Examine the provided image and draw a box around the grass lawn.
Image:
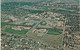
[47,30,60,35]
[31,19,40,21]
[47,28,61,35]
[29,17,40,21]
[4,28,27,34]
[40,21,46,25]
[1,22,9,27]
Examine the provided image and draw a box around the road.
[4,15,45,50]
[26,16,45,35]
[2,14,67,50]
[61,18,70,50]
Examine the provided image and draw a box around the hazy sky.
[1,0,78,2]
[1,0,45,2]
[1,0,78,5]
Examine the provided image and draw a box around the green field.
[47,28,61,35]
[29,17,40,21]
[4,28,27,34]
[40,21,46,25]
[31,19,40,21]
[1,22,9,27]
[47,30,60,35]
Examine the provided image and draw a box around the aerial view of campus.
[1,0,80,50]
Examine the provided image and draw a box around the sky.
[1,0,45,2]
[1,0,79,5]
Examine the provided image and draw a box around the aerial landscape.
[1,0,80,50]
